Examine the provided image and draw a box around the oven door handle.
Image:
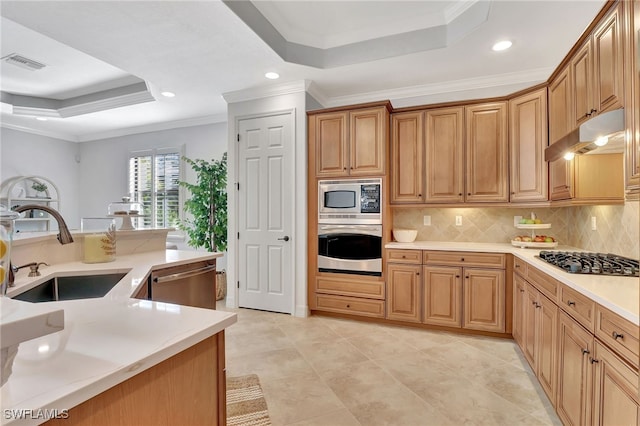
[318,225,381,234]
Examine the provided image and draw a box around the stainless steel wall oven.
[317,224,382,276]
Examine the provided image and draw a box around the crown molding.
[222,80,309,104]
[324,67,554,107]
[305,81,328,107]
[1,121,79,142]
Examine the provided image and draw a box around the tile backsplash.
[392,200,639,259]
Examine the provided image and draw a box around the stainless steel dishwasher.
[149,259,217,309]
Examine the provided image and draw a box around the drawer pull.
[346,304,351,308]
[402,255,406,259]
[612,331,624,340]
[515,264,520,268]
[589,357,599,364]
[567,300,576,307]
[581,348,590,356]
[461,258,465,262]
[456,275,460,278]
[519,289,525,293]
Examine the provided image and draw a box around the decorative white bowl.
[393,229,417,243]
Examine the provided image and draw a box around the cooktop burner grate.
[537,251,639,277]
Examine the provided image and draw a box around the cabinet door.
[464,102,509,202]
[556,311,593,426]
[625,0,640,195]
[349,107,386,176]
[549,157,575,200]
[509,88,548,202]
[536,293,558,404]
[593,2,624,114]
[391,111,424,203]
[592,341,640,426]
[424,107,464,203]
[523,284,539,368]
[572,41,595,127]
[422,265,462,328]
[462,268,505,332]
[315,112,349,177]
[549,66,573,145]
[512,275,526,347]
[386,263,421,323]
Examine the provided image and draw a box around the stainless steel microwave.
[318,178,382,224]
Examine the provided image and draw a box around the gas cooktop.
[538,251,639,277]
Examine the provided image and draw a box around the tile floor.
[219,305,562,426]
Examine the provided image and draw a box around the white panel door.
[237,112,293,314]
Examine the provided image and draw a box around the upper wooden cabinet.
[311,105,389,177]
[509,88,549,202]
[572,41,595,127]
[549,66,573,145]
[391,111,424,203]
[592,2,624,115]
[465,102,509,202]
[425,107,464,203]
[549,153,624,202]
[624,0,640,197]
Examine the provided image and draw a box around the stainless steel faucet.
[3,205,74,294]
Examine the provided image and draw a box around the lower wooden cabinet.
[423,265,462,327]
[463,268,505,332]
[386,263,421,322]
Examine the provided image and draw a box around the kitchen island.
[1,232,236,426]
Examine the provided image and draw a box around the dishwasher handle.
[153,264,216,283]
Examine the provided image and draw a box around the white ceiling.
[0,0,605,142]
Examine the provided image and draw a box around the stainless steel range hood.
[545,108,625,162]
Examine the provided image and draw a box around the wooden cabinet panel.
[315,112,349,177]
[593,2,624,114]
[523,283,538,367]
[423,265,462,328]
[391,111,424,203]
[386,264,421,323]
[424,107,464,203]
[423,251,506,269]
[513,256,528,277]
[549,157,575,201]
[509,88,548,202]
[386,249,422,264]
[595,305,640,367]
[573,153,625,201]
[625,0,640,196]
[464,102,509,202]
[556,311,594,426]
[512,274,526,347]
[315,275,385,300]
[548,66,573,145]
[526,263,560,303]
[572,41,595,126]
[561,284,596,332]
[350,107,386,176]
[592,341,640,426]
[463,268,505,332]
[537,293,558,403]
[316,294,385,318]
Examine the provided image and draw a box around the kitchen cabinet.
[463,268,505,332]
[548,66,573,145]
[424,106,464,203]
[422,265,462,328]
[386,263,421,322]
[508,88,548,202]
[548,158,574,201]
[313,274,386,318]
[556,310,594,426]
[391,111,424,203]
[311,104,389,177]
[464,102,509,202]
[512,274,526,347]
[572,41,594,127]
[624,0,640,197]
[592,2,624,115]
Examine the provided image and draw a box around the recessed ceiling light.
[563,152,575,161]
[265,72,280,80]
[492,40,513,51]
[35,117,48,121]
[161,91,176,98]
[594,136,609,146]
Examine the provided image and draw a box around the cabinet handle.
[589,357,599,364]
[418,194,422,197]
[346,304,351,308]
[567,300,576,306]
[535,303,541,309]
[402,255,406,258]
[581,348,590,355]
[585,112,592,118]
[467,193,471,196]
[515,264,520,268]
[416,272,420,276]
[465,276,469,279]
[461,258,465,262]
[590,108,597,114]
[612,331,624,340]
[511,192,515,195]
[456,275,460,278]
[458,193,462,196]
[519,289,525,293]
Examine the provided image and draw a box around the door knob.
[278,236,290,242]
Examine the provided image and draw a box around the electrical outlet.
[423,215,431,226]
[455,215,462,226]
[591,216,597,231]
[514,215,523,226]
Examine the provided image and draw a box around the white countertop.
[1,250,236,426]
[386,241,639,325]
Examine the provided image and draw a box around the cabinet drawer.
[595,305,640,367]
[387,249,422,264]
[513,257,528,277]
[526,265,559,303]
[315,276,384,299]
[422,251,506,268]
[560,285,596,332]
[315,294,385,318]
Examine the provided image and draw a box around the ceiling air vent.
[2,53,46,71]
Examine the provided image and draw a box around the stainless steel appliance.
[318,178,381,224]
[149,259,217,309]
[318,224,382,276]
[537,251,639,276]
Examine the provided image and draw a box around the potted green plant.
[31,181,48,197]
[179,153,228,300]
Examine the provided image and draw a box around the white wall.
[226,87,308,317]
[1,127,81,229]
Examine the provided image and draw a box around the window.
[129,148,182,229]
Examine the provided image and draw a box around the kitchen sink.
[11,273,127,303]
